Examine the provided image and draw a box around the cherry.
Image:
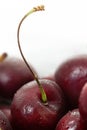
[55,55,87,108]
[79,83,87,129]
[0,105,11,123]
[0,110,12,130]
[55,109,84,130]
[0,52,35,99]
[11,5,67,130]
[11,79,66,130]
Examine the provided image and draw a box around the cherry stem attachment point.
[17,5,47,103]
[0,53,7,62]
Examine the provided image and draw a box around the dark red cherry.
[0,105,11,123]
[55,55,87,108]
[79,83,87,129]
[0,53,35,99]
[56,109,84,130]
[11,79,66,130]
[0,110,12,130]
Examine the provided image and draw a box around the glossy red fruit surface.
[0,110,12,130]
[0,54,35,99]
[56,109,84,130]
[79,83,87,128]
[55,55,87,108]
[11,79,66,130]
[0,105,11,123]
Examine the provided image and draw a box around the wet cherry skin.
[55,55,87,108]
[56,109,84,130]
[0,55,35,99]
[79,83,87,129]
[11,79,66,130]
[0,110,12,130]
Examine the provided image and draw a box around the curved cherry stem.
[17,5,47,103]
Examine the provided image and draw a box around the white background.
[0,0,87,77]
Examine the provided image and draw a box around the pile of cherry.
[0,53,87,130]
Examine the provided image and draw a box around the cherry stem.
[17,5,47,103]
[0,53,7,62]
